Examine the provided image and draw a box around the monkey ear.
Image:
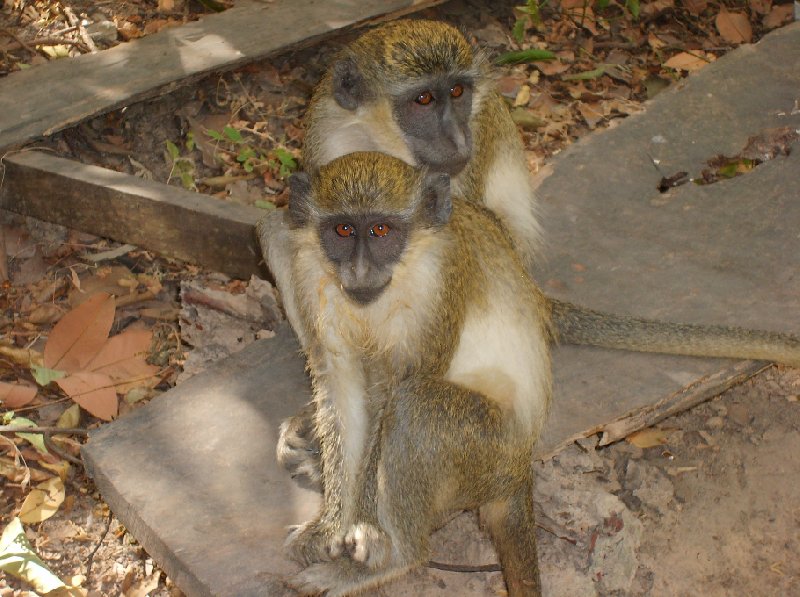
[288,172,313,227]
[332,56,366,111]
[421,172,452,227]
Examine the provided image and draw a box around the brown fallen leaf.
[85,329,160,394]
[56,372,118,421]
[44,293,115,374]
[664,51,712,72]
[716,9,753,44]
[0,381,38,408]
[763,4,793,29]
[683,0,708,15]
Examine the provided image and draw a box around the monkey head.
[328,20,486,176]
[288,152,451,305]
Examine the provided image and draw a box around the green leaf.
[625,0,640,19]
[206,128,225,141]
[237,147,257,163]
[223,126,243,143]
[563,67,607,81]
[31,365,66,387]
[0,518,79,594]
[4,416,48,455]
[596,0,611,8]
[495,49,556,65]
[274,148,297,170]
[512,19,526,45]
[255,200,276,210]
[165,140,180,160]
[185,131,196,152]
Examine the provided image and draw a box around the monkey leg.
[292,378,543,596]
[381,378,542,597]
[276,400,323,491]
[481,480,541,596]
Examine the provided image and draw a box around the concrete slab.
[536,22,800,450]
[82,23,800,597]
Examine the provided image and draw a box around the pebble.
[705,416,725,431]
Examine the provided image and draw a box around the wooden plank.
[0,151,264,279]
[0,0,445,152]
[82,324,320,597]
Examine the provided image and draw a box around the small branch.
[0,425,89,436]
[62,6,98,53]
[44,435,84,465]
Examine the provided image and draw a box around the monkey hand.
[286,519,339,567]
[276,402,323,492]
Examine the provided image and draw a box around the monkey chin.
[343,282,391,305]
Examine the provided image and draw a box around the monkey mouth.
[343,281,391,305]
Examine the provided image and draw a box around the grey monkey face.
[391,76,474,175]
[319,214,409,305]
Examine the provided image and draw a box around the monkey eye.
[370,223,391,238]
[450,84,464,98]
[335,223,355,237]
[415,91,434,106]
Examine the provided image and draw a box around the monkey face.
[391,77,474,176]
[318,215,409,305]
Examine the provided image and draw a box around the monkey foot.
[290,560,411,597]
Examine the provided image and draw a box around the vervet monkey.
[264,18,800,487]
[257,151,550,596]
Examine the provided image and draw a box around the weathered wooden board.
[0,0,445,151]
[0,151,264,280]
[83,324,319,597]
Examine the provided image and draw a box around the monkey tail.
[550,298,800,367]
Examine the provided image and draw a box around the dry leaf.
[44,293,115,374]
[56,372,118,421]
[627,427,674,448]
[57,404,81,429]
[578,102,604,129]
[715,10,753,44]
[514,85,532,107]
[749,0,772,15]
[27,303,64,325]
[647,32,667,50]
[0,381,37,409]
[763,4,793,29]
[683,0,708,14]
[85,329,160,393]
[664,51,711,72]
[19,477,65,523]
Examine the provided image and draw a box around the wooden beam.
[0,0,445,152]
[1,151,264,279]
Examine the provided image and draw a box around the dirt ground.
[1,0,799,595]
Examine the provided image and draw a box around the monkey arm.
[256,210,309,349]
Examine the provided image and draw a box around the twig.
[427,560,502,573]
[0,27,36,54]
[86,512,113,580]
[62,6,98,53]
[0,425,89,435]
[44,435,84,465]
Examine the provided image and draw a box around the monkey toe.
[343,523,391,568]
